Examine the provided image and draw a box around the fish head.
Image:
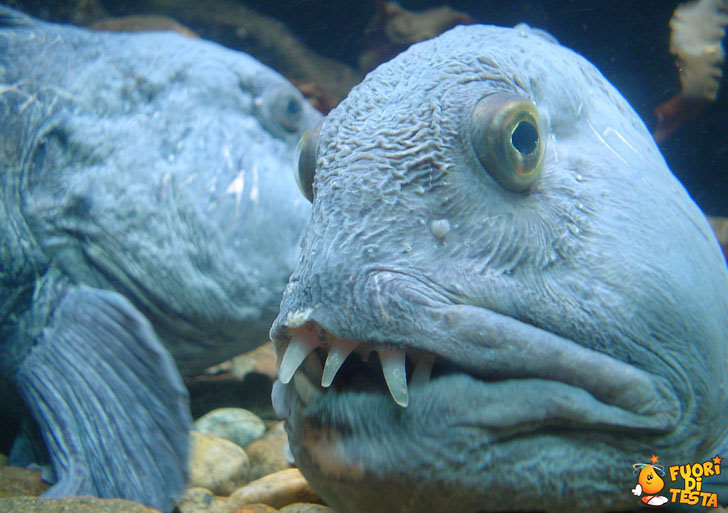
[5,17,321,374]
[270,24,728,512]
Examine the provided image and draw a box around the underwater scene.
[0,1,726,512]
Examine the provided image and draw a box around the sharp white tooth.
[279,335,319,384]
[321,339,359,387]
[411,355,435,387]
[377,349,409,407]
[293,369,323,405]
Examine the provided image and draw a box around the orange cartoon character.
[632,455,669,507]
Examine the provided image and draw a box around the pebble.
[176,487,230,513]
[278,504,335,513]
[194,408,267,449]
[189,431,250,495]
[176,489,330,513]
[232,505,278,513]
[0,496,161,512]
[0,466,50,498]
[245,421,292,481]
[227,469,321,510]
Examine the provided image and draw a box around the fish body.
[0,6,319,511]
[271,24,728,512]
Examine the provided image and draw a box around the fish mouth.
[271,306,682,512]
[272,304,680,434]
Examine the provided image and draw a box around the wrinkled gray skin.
[0,7,318,512]
[271,24,728,512]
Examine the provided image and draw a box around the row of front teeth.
[277,330,435,407]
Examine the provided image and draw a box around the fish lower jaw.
[277,324,449,408]
[276,322,678,437]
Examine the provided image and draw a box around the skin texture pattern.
[0,6,319,512]
[271,23,728,513]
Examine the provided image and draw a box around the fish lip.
[271,304,681,507]
[278,373,662,513]
[271,302,681,430]
[276,369,677,512]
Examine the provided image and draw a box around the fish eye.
[468,92,545,192]
[271,87,304,133]
[294,117,324,202]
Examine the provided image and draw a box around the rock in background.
[708,216,728,261]
[89,14,198,37]
[187,343,277,419]
[194,408,267,450]
[177,469,325,513]
[0,497,164,513]
[0,466,49,498]
[358,1,474,73]
[245,421,292,481]
[188,432,250,496]
[1,450,327,513]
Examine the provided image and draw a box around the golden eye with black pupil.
[468,92,545,192]
[294,117,324,202]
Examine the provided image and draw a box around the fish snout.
[271,267,453,408]
[274,265,450,344]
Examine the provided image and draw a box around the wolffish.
[0,6,319,512]
[271,23,728,513]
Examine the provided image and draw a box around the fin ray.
[14,285,191,512]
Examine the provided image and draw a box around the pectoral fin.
[13,285,191,512]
